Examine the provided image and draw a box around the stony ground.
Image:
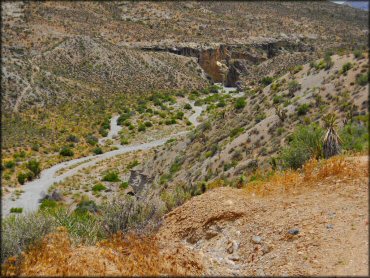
[11,156,368,276]
[158,156,368,276]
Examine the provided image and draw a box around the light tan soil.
[158,156,369,276]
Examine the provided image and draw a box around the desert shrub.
[74,200,98,214]
[291,65,303,74]
[297,103,310,116]
[176,111,184,120]
[99,127,108,137]
[277,127,285,136]
[86,134,98,146]
[10,208,23,213]
[341,62,352,74]
[26,159,41,177]
[340,122,368,152]
[66,134,79,143]
[121,137,129,145]
[138,123,146,132]
[99,195,165,235]
[144,121,153,127]
[273,95,284,104]
[59,147,74,157]
[279,124,324,169]
[4,160,15,169]
[230,127,245,138]
[255,113,266,123]
[234,97,246,110]
[31,143,40,152]
[356,73,368,86]
[184,103,192,110]
[354,50,364,59]
[260,76,273,86]
[102,171,120,182]
[288,80,301,95]
[323,53,334,70]
[217,99,226,107]
[40,199,57,210]
[1,212,56,262]
[194,100,203,106]
[200,121,211,132]
[93,147,103,155]
[165,118,176,125]
[120,181,129,189]
[92,184,107,192]
[117,113,131,126]
[127,160,139,169]
[169,156,184,175]
[160,184,191,212]
[17,172,33,185]
[17,173,27,184]
[205,144,218,158]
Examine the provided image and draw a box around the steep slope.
[2,36,207,113]
[4,156,367,276]
[2,1,368,112]
[135,53,368,195]
[157,156,368,276]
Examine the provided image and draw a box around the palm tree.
[323,113,342,159]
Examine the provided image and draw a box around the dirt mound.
[158,156,369,276]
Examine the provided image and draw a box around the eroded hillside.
[3,156,368,276]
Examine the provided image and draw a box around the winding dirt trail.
[2,87,238,216]
[2,101,205,216]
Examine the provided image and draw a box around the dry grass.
[2,227,203,276]
[243,155,367,196]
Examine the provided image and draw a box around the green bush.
[260,76,273,86]
[17,172,33,185]
[279,124,324,169]
[99,127,108,137]
[2,211,56,261]
[10,208,23,213]
[26,159,41,177]
[127,160,139,169]
[273,95,284,104]
[120,181,129,189]
[235,97,246,110]
[138,123,146,132]
[92,184,107,192]
[67,134,79,143]
[86,134,98,146]
[340,122,368,152]
[184,103,192,110]
[165,118,176,125]
[176,111,184,120]
[120,137,129,145]
[297,103,310,116]
[144,121,153,127]
[288,80,301,95]
[217,99,226,107]
[341,62,352,74]
[4,160,15,169]
[354,50,364,59]
[40,199,57,210]
[93,147,103,155]
[169,156,184,175]
[230,127,245,138]
[255,113,266,123]
[59,146,74,157]
[31,143,40,152]
[74,200,98,214]
[102,171,120,182]
[356,73,368,86]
